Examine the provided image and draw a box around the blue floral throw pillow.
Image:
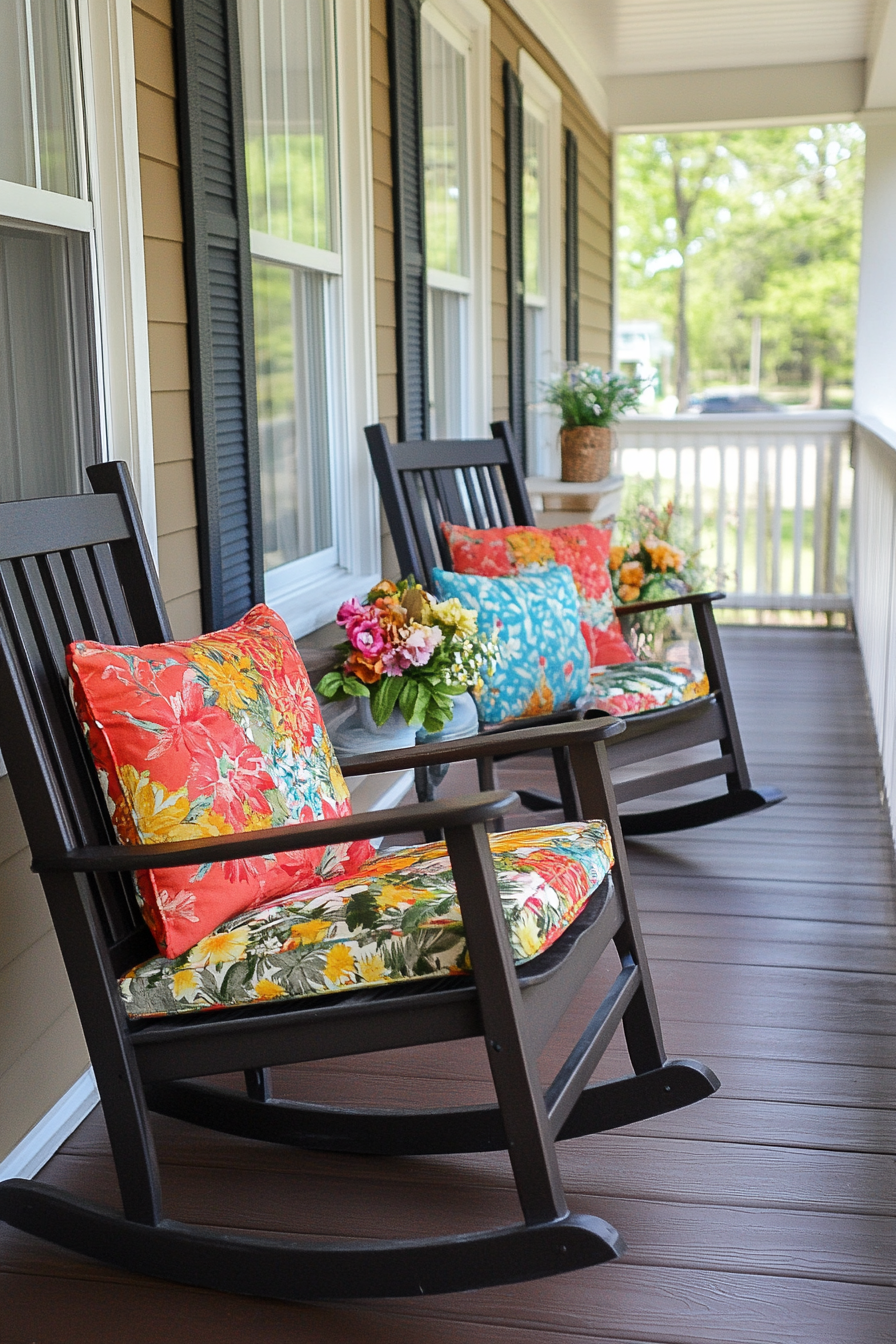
[432,566,591,723]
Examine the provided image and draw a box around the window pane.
[523,108,545,297]
[0,2,34,186]
[428,287,466,438]
[0,0,79,195]
[0,225,96,500]
[239,0,335,250]
[422,19,467,276]
[32,0,79,195]
[253,260,332,569]
[525,301,550,472]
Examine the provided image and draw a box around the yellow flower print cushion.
[119,821,614,1018]
[67,604,374,959]
[577,662,710,716]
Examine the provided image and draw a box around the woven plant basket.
[560,425,612,482]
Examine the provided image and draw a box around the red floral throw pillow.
[67,605,373,959]
[442,522,636,666]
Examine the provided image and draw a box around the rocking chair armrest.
[613,590,725,618]
[338,714,627,777]
[32,791,518,874]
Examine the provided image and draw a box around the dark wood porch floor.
[2,628,895,1342]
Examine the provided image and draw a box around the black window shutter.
[173,0,264,630]
[387,0,429,442]
[503,61,526,463]
[565,128,580,364]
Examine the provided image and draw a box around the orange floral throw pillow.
[67,605,374,959]
[442,522,636,667]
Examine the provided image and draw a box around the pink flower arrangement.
[317,578,498,733]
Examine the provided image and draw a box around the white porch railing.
[851,416,896,842]
[613,412,854,614]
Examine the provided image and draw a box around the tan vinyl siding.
[0,772,90,1161]
[488,1,612,417]
[134,0,204,640]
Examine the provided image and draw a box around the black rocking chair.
[366,420,784,836]
[0,463,718,1301]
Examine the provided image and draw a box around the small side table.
[525,473,624,528]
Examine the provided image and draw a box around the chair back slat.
[365,421,535,587]
[91,543,141,644]
[0,464,171,972]
[399,472,442,581]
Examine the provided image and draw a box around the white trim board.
[0,1067,98,1182]
[606,59,864,133]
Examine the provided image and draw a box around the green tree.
[616,125,864,409]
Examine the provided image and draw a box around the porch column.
[854,114,896,431]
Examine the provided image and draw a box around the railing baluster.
[792,438,805,597]
[813,433,826,598]
[735,434,747,595]
[755,436,767,597]
[826,431,843,598]
[693,437,703,555]
[716,442,726,589]
[771,437,784,598]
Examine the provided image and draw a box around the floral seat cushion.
[67,605,374,959]
[119,821,614,1019]
[577,662,710,716]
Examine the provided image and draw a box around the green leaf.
[370,674,403,725]
[407,681,430,728]
[398,678,418,717]
[315,671,346,699]
[342,678,370,698]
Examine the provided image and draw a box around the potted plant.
[316,577,499,754]
[544,364,644,482]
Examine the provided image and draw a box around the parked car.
[691,393,784,414]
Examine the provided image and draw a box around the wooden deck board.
[1,626,895,1340]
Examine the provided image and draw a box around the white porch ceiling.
[509,0,896,129]
[562,0,876,78]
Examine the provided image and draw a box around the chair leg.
[245,1067,272,1101]
[46,874,164,1226]
[477,755,506,831]
[566,741,665,1073]
[443,821,568,1225]
[552,746,581,821]
[691,600,753,794]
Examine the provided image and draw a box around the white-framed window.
[421,0,490,440]
[519,51,561,478]
[239,0,379,636]
[0,0,154,527]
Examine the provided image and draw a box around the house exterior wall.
[370,0,611,577]
[488,0,611,421]
[0,0,611,1168]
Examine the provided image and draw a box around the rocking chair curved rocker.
[0,463,718,1301]
[366,419,785,836]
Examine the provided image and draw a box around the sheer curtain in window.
[0,226,96,500]
[0,0,79,196]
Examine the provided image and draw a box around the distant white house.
[616,321,674,407]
